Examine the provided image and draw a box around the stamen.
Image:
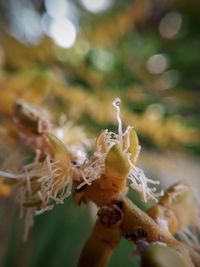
[77,156,105,189]
[35,205,54,216]
[113,97,123,148]
[0,170,26,179]
[128,165,163,203]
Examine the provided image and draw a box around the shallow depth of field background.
[0,0,199,266]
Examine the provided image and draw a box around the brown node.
[124,228,148,242]
[97,203,124,228]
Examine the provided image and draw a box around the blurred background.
[0,0,199,266]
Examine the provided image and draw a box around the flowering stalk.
[77,209,122,267]
[76,98,200,267]
[0,98,199,267]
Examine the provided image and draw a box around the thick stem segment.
[77,217,122,267]
[120,196,200,267]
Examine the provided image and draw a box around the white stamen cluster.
[128,165,162,202]
[77,130,115,189]
[20,151,71,208]
[77,156,105,190]
[0,150,72,240]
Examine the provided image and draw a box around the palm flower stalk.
[75,98,200,267]
[0,98,199,266]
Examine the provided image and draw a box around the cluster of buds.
[0,98,199,266]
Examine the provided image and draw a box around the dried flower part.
[148,181,200,250]
[141,244,194,267]
[13,100,89,166]
[14,99,52,134]
[161,182,199,230]
[147,205,178,233]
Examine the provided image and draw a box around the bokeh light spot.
[146,54,169,74]
[50,18,77,48]
[79,0,113,13]
[146,104,164,121]
[44,0,67,18]
[159,12,182,39]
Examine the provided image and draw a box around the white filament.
[113,97,123,148]
[0,171,26,179]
